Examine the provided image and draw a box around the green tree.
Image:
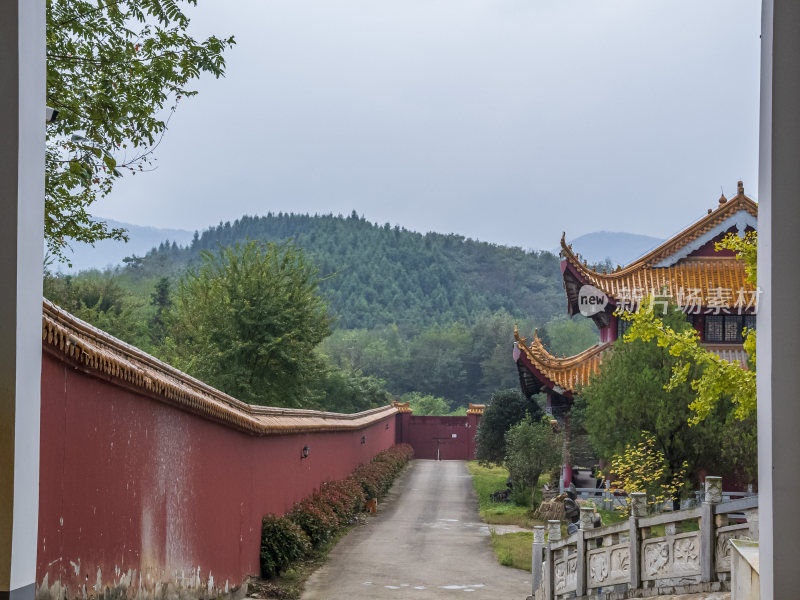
[541,316,599,356]
[163,241,331,407]
[43,270,150,349]
[402,392,451,416]
[621,231,758,423]
[470,310,536,397]
[46,0,234,260]
[149,276,172,345]
[403,323,472,406]
[575,303,756,485]
[604,432,688,515]
[311,367,392,414]
[717,230,757,285]
[504,416,562,507]
[475,389,544,465]
[620,298,756,424]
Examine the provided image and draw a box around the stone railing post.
[628,492,647,591]
[546,518,562,541]
[701,476,722,582]
[580,505,595,530]
[576,506,594,596]
[532,525,545,598]
[545,520,561,600]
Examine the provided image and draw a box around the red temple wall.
[401,414,480,460]
[37,351,397,600]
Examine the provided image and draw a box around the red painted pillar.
[562,414,573,488]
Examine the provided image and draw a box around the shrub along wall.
[260,444,414,578]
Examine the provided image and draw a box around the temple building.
[514,181,757,486]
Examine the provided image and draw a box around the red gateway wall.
[397,413,481,460]
[37,351,397,600]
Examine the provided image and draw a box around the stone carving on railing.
[587,543,630,588]
[553,552,578,594]
[554,560,565,593]
[589,552,608,582]
[643,541,670,577]
[715,525,753,573]
[533,476,759,600]
[641,533,701,579]
[715,525,752,573]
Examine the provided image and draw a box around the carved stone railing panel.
[641,531,701,581]
[553,550,578,595]
[715,523,752,573]
[532,483,758,600]
[587,542,631,589]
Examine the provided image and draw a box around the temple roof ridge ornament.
[560,182,757,279]
[558,183,757,316]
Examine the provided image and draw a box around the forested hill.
[123,212,565,330]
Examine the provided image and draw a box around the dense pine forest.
[117,212,566,329]
[45,212,599,412]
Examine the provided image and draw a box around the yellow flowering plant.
[603,432,687,516]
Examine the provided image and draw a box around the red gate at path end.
[394,403,484,460]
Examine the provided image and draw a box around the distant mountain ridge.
[59,217,665,277]
[55,219,194,273]
[105,212,569,330]
[562,231,665,267]
[57,216,668,330]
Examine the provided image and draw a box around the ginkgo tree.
[620,231,757,424]
[46,0,234,261]
[604,433,688,515]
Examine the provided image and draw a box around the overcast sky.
[98,0,761,251]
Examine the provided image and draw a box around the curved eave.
[562,254,753,315]
[560,193,757,315]
[43,300,398,435]
[513,329,609,396]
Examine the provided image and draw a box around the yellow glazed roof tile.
[559,184,758,308]
[514,328,609,393]
[42,299,397,435]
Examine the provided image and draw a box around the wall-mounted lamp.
[301,446,310,459]
[385,423,389,430]
[361,435,367,445]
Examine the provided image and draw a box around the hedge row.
[260,443,414,578]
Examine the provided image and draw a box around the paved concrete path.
[301,460,530,600]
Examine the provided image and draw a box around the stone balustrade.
[532,477,759,600]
